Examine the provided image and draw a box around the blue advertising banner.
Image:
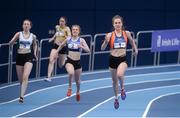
[151,29,180,52]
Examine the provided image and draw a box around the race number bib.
[114,43,120,48]
[73,43,79,49]
[114,42,126,48]
[68,43,73,48]
[120,42,126,48]
[19,44,26,48]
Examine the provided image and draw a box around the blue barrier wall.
[0,0,180,83]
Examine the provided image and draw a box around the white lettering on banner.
[156,35,180,47]
[162,39,172,46]
[157,35,161,47]
[172,38,180,46]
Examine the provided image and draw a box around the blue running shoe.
[114,99,119,109]
[121,89,126,100]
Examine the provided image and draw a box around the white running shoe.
[44,78,52,82]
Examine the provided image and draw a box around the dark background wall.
[0,0,180,83]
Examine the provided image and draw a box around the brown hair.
[112,15,125,30]
[59,16,67,24]
[23,19,32,27]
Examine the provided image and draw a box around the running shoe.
[76,92,80,102]
[19,96,24,103]
[67,88,72,97]
[44,77,52,82]
[114,98,119,109]
[121,89,126,100]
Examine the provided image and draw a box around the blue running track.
[0,64,180,117]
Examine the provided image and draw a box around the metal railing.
[38,38,50,78]
[38,34,93,78]
[134,30,155,67]
[0,43,12,83]
[179,51,180,64]
[1,31,180,84]
[92,32,135,71]
[81,34,93,71]
[35,40,40,78]
[0,40,39,83]
[134,31,180,67]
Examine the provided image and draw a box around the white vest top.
[18,32,33,50]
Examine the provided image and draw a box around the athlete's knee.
[117,72,124,79]
[22,75,28,83]
[58,62,64,68]
[49,57,55,64]
[68,71,74,77]
[112,79,118,85]
[76,79,80,85]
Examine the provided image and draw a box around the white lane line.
[1,70,180,90]
[142,92,180,118]
[1,76,180,106]
[77,84,180,118]
[13,81,180,117]
[12,85,111,118]
[0,78,110,105]
[1,64,179,89]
